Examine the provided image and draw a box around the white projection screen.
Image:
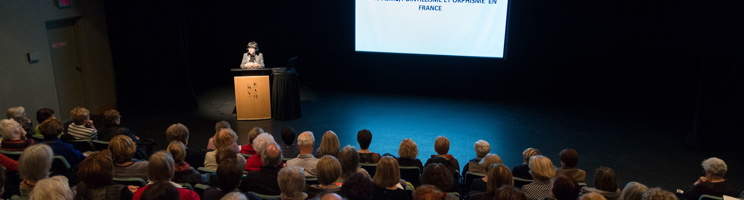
[355,0,510,58]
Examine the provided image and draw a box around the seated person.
[110,135,149,180]
[132,151,199,200]
[278,166,308,200]
[555,149,586,183]
[204,128,244,171]
[64,107,98,140]
[239,127,264,155]
[39,118,85,167]
[316,131,340,158]
[580,167,621,200]
[512,148,541,182]
[242,143,283,195]
[0,119,34,151]
[202,158,244,200]
[421,163,459,195]
[166,123,205,168]
[244,133,277,171]
[33,108,56,139]
[76,151,134,200]
[357,129,381,164]
[280,128,300,159]
[286,131,319,177]
[463,140,490,176]
[18,144,54,198]
[682,157,732,200]
[397,139,424,174]
[522,156,556,200]
[552,175,581,200]
[167,141,207,185]
[338,146,371,182]
[469,164,514,199]
[307,155,342,198]
[339,172,375,200]
[6,106,34,139]
[240,41,265,68]
[206,121,231,150]
[425,136,459,173]
[28,176,73,199]
[98,110,139,142]
[372,157,411,200]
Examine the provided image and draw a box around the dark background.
[103,1,743,148]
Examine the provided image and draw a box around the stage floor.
[122,84,742,195]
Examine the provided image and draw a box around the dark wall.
[104,1,742,140]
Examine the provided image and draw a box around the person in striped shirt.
[66,107,98,140]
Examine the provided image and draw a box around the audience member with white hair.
[462,140,491,177]
[642,188,677,200]
[682,157,732,200]
[618,182,648,200]
[28,176,73,200]
[6,106,34,138]
[287,131,319,177]
[18,144,54,198]
[0,119,34,151]
[242,142,283,195]
[278,166,308,200]
[244,132,278,171]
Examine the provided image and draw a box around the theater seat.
[399,166,421,187]
[0,149,23,161]
[360,163,377,178]
[248,191,281,200]
[113,177,147,187]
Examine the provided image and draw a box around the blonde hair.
[165,123,189,144]
[0,119,20,139]
[474,140,491,158]
[70,107,90,125]
[486,164,513,192]
[6,106,25,119]
[522,148,541,164]
[167,141,187,163]
[148,151,175,183]
[434,136,450,155]
[19,144,54,181]
[318,130,340,157]
[214,128,238,150]
[398,139,418,159]
[528,155,555,181]
[29,176,73,200]
[479,153,503,169]
[108,135,137,163]
[373,157,400,188]
[316,155,342,185]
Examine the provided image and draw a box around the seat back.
[0,149,23,161]
[66,139,96,152]
[699,194,724,200]
[399,166,421,187]
[113,177,147,187]
[51,155,76,184]
[360,163,377,178]
[248,191,281,200]
[305,176,319,186]
[92,140,110,151]
[463,171,485,194]
[513,177,533,188]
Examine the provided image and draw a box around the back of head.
[108,135,137,163]
[581,192,608,200]
[398,138,419,159]
[552,175,580,200]
[434,136,450,155]
[167,141,187,163]
[262,143,282,167]
[421,163,453,192]
[253,133,277,156]
[165,123,189,144]
[141,182,179,200]
[222,192,248,200]
[373,156,400,188]
[103,109,120,128]
[319,193,343,200]
[619,182,649,200]
[278,166,306,199]
[148,151,175,183]
[7,106,25,119]
[594,166,618,192]
[413,184,446,200]
[339,172,374,200]
[35,108,55,124]
[214,128,238,150]
[479,153,503,168]
[217,158,245,192]
[528,155,555,181]
[495,185,528,200]
[560,149,580,168]
[357,129,373,150]
[29,176,73,200]
[78,151,114,189]
[247,127,264,145]
[338,146,360,178]
[214,121,231,133]
[215,147,238,166]
[701,157,727,179]
[317,155,342,185]
[522,148,541,165]
[0,119,20,139]
[474,140,490,158]
[642,188,677,200]
[281,127,297,146]
[319,130,340,157]
[19,144,54,181]
[297,131,315,148]
[486,164,514,192]
[70,107,90,125]
[39,118,63,137]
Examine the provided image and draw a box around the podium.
[233,68,272,120]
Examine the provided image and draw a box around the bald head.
[320,193,343,200]
[262,143,282,167]
[297,131,315,154]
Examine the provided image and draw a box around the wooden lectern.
[234,76,271,120]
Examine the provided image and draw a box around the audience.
[552,174,580,200]
[424,156,460,191]
[133,151,199,200]
[280,127,300,159]
[372,156,411,200]
[462,140,490,177]
[286,131,319,177]
[166,123,205,169]
[580,166,621,200]
[278,166,308,200]
[682,157,731,200]
[18,144,54,197]
[0,119,34,151]
[581,192,608,200]
[65,107,98,140]
[495,186,529,200]
[139,181,180,200]
[76,151,133,200]
[425,136,459,173]
[521,155,556,200]
[477,154,503,173]
[99,109,139,142]
[202,158,244,200]
[397,139,424,174]
[338,145,371,182]
[7,106,34,138]
[421,163,458,196]
[39,118,85,167]
[33,108,56,139]
[316,130,340,158]
[239,127,264,155]
[29,175,73,200]
[469,164,513,199]
[243,142,283,195]
[555,148,586,183]
[206,121,231,150]
[244,132,275,171]
[512,148,541,182]
[221,192,249,200]
[357,129,381,164]
[110,135,149,180]
[414,184,449,200]
[204,128,244,170]
[307,155,342,198]
[618,182,648,200]
[167,141,207,184]
[339,172,374,200]
[642,188,677,200]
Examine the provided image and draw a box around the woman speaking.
[240,41,265,68]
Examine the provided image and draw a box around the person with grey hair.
[0,119,34,151]
[244,132,277,171]
[462,140,491,177]
[682,157,732,200]
[221,192,249,200]
[243,142,283,195]
[240,41,265,68]
[7,106,34,138]
[18,144,54,198]
[618,182,648,200]
[642,188,677,200]
[287,131,319,177]
[278,166,308,200]
[28,175,73,200]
